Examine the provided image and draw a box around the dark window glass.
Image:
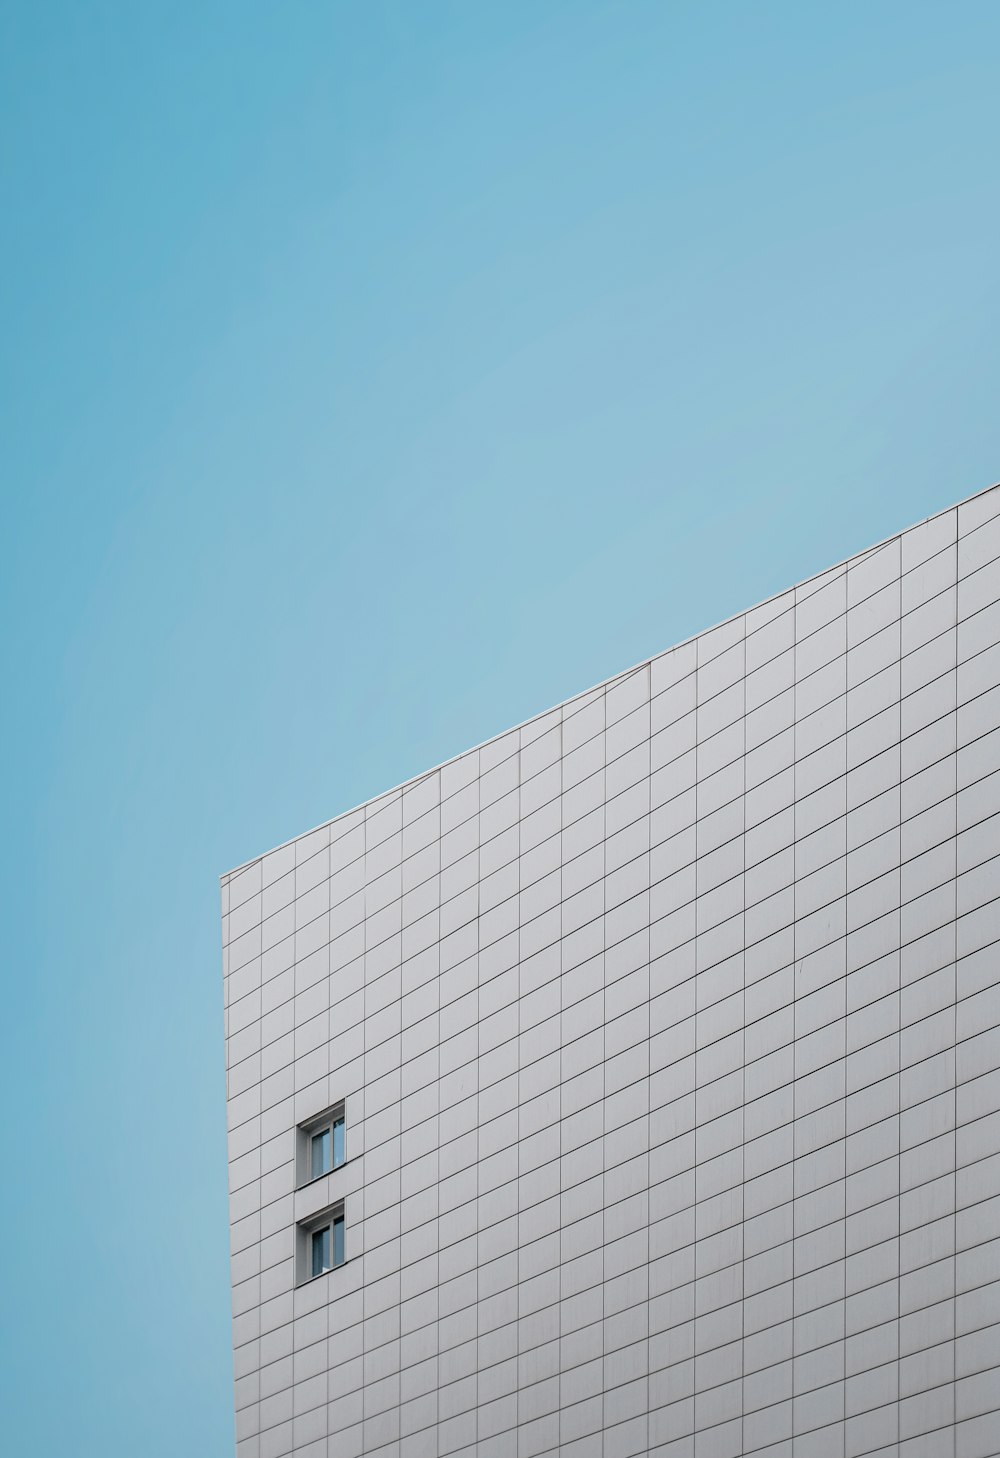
[311,1128,332,1180]
[311,1225,331,1278]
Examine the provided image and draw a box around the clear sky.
[1,3,998,1453]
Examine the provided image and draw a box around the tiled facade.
[222,487,1000,1458]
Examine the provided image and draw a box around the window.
[297,1103,346,1187]
[310,1213,344,1277]
[299,1205,345,1283]
[310,1113,345,1179]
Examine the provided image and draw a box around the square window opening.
[297,1104,347,1187]
[299,1206,345,1284]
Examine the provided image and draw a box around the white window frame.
[297,1203,346,1285]
[296,1102,346,1187]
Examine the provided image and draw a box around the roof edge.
[222,478,999,881]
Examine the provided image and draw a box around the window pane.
[311,1128,331,1180]
[333,1214,345,1268]
[311,1225,331,1278]
[333,1117,345,1169]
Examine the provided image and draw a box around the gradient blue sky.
[1,3,998,1453]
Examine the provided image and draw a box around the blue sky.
[1,3,998,1453]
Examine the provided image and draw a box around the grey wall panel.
[222,485,1000,1458]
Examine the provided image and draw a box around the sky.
[0,2,998,1453]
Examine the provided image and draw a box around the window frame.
[298,1202,346,1285]
[296,1102,346,1188]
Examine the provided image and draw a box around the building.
[222,486,1000,1458]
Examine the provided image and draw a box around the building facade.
[222,487,1000,1458]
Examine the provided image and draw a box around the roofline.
[222,478,999,880]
